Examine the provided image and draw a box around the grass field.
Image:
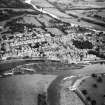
[0,60,105,105]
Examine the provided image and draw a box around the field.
[0,74,56,105]
[0,0,105,31]
[0,60,105,105]
[0,58,85,105]
[30,0,105,31]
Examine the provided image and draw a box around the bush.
[72,40,93,49]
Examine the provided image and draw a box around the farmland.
[30,0,105,31]
[0,60,105,105]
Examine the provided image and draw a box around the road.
[25,0,60,19]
